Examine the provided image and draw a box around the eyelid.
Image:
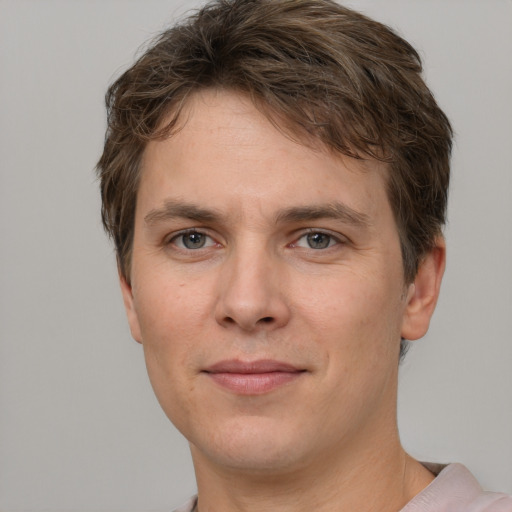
[166,228,219,249]
[291,228,348,247]
[163,227,348,250]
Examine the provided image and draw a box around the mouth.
[202,359,306,395]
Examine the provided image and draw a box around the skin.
[120,89,445,512]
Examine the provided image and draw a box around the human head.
[97,0,452,286]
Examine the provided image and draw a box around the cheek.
[132,276,207,377]
[297,268,404,360]
[135,269,209,331]
[133,278,206,430]
[311,274,403,402]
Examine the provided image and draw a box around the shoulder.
[464,492,512,512]
[402,463,512,512]
[461,492,512,512]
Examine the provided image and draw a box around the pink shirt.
[173,463,512,512]
[401,463,512,511]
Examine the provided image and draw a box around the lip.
[203,359,305,395]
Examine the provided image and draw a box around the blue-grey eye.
[306,232,332,249]
[294,232,338,250]
[178,232,209,249]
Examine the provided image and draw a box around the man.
[96,1,512,510]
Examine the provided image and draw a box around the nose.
[214,244,291,332]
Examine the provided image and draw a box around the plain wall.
[1,1,511,510]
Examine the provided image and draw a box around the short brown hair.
[97,0,452,286]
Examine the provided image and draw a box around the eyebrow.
[144,199,225,226]
[144,199,371,229]
[275,202,371,228]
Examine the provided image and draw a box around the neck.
[191,423,434,512]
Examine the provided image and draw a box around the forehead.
[138,89,391,223]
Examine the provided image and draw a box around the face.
[121,90,443,475]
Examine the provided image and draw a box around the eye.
[295,231,338,250]
[171,231,216,250]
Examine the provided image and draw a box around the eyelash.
[165,228,345,252]
[291,229,344,250]
[166,229,218,250]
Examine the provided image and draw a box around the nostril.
[220,315,276,330]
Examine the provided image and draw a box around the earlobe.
[401,238,446,341]
[118,267,143,344]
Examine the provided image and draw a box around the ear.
[118,265,143,344]
[401,238,446,341]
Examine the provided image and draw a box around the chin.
[189,414,311,474]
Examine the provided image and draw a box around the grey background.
[1,0,511,510]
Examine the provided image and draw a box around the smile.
[203,359,305,395]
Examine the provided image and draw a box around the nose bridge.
[215,236,289,331]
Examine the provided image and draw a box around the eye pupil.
[183,232,206,249]
[307,232,331,249]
